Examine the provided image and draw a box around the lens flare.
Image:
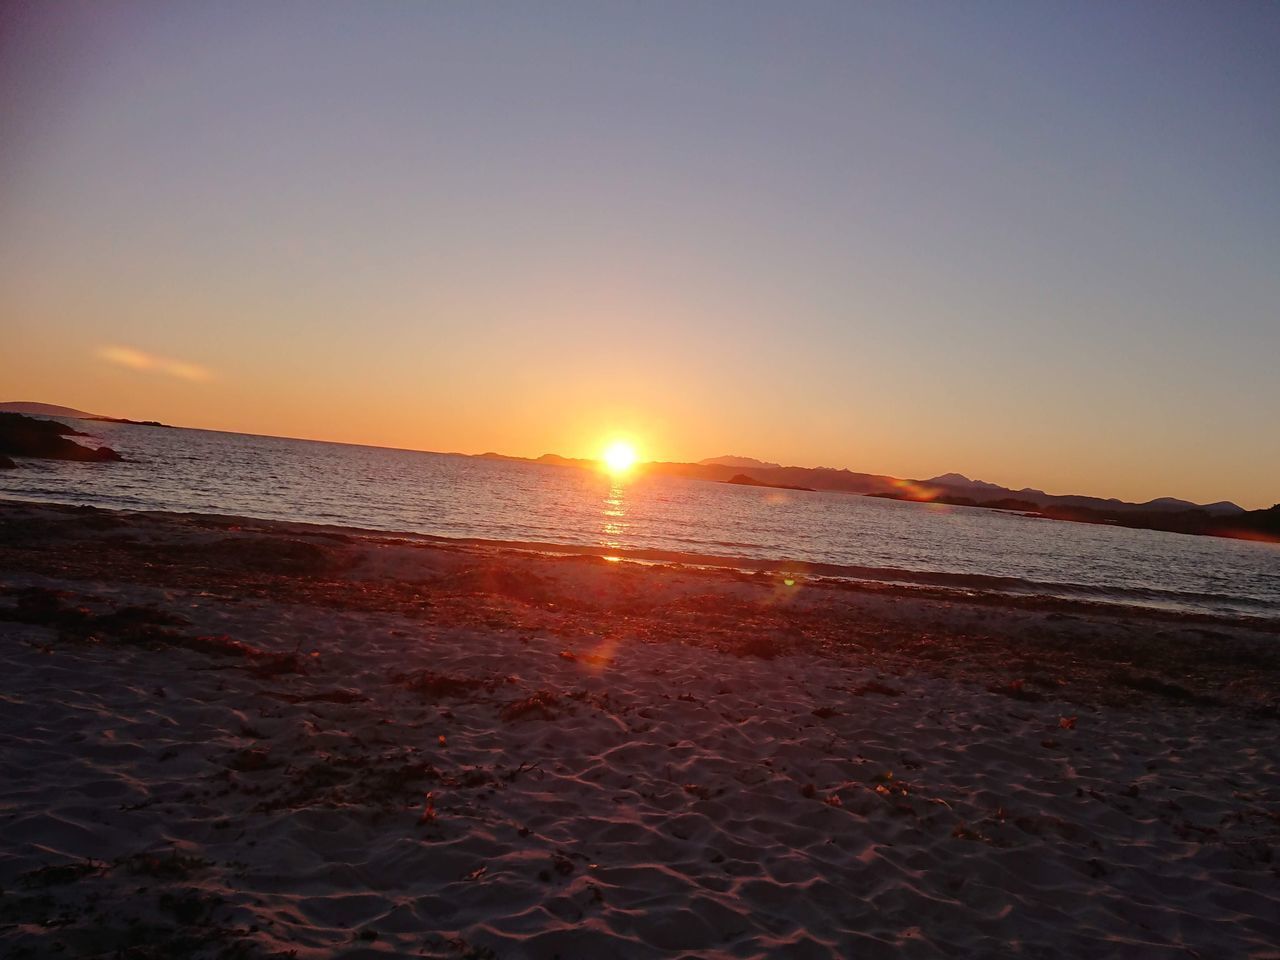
[97,344,214,382]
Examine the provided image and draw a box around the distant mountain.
[0,401,100,419]
[915,473,1244,516]
[931,476,1239,514]
[1136,497,1248,514]
[699,455,783,470]
[1201,501,1250,514]
[924,473,1009,493]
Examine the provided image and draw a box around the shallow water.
[2,420,1277,618]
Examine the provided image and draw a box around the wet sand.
[1,499,1277,958]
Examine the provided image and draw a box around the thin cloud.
[97,345,214,382]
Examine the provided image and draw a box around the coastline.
[1,498,1278,958]
[2,493,1275,624]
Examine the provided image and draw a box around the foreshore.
[1,498,1277,958]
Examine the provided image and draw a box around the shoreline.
[2,498,1278,958]
[3,495,1275,626]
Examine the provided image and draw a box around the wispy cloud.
[97,345,214,382]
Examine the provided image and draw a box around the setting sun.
[601,440,639,474]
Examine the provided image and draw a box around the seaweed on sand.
[501,690,559,721]
[397,670,503,699]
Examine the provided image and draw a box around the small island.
[870,490,1039,512]
[0,413,124,466]
[90,416,171,428]
[724,473,815,492]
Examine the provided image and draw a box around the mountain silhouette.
[699,455,783,470]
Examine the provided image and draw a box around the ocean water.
[2,420,1277,619]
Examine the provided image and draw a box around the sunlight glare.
[602,440,639,475]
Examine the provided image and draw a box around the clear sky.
[2,2,1278,507]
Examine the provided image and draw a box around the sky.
[2,1,1278,508]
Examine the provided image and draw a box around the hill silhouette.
[918,472,1244,515]
[0,401,101,419]
[0,401,171,428]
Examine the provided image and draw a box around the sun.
[601,440,639,475]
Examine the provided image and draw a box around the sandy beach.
[1,498,1277,959]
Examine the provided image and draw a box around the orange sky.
[2,325,1273,510]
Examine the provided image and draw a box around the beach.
[1,498,1278,959]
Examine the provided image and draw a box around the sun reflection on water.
[601,477,628,550]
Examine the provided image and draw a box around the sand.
[1,499,1278,959]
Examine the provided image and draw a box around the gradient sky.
[2,2,1278,507]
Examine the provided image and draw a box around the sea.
[3,420,1277,620]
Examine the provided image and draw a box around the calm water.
[3,420,1277,619]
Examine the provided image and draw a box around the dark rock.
[0,413,123,462]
